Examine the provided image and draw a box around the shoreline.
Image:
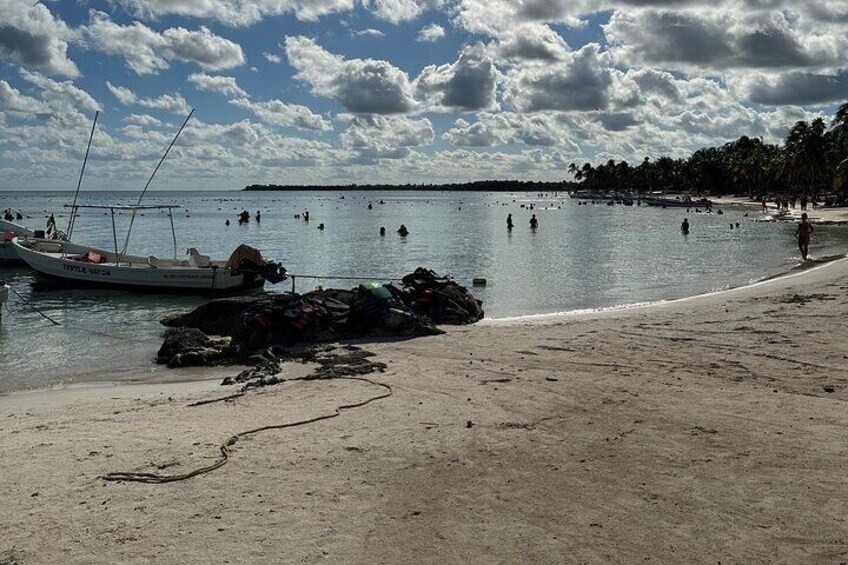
[5,252,846,397]
[484,252,847,325]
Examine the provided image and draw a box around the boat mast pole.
[66,110,99,244]
[110,207,119,265]
[168,207,177,259]
[120,109,194,259]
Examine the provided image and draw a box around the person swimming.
[238,210,250,224]
[379,227,386,236]
[397,224,409,237]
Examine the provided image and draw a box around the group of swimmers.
[2,209,23,221]
[505,213,538,230]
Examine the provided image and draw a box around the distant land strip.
[243,180,577,192]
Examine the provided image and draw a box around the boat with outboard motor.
[13,204,285,293]
[13,110,286,294]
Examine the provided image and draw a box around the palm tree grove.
[569,102,848,204]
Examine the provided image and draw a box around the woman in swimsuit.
[795,212,813,260]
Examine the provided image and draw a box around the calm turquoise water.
[1,190,847,392]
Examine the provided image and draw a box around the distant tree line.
[569,101,848,199]
[245,102,848,200]
[244,180,577,192]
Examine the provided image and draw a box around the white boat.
[0,218,36,264]
[13,204,280,294]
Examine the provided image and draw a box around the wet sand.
[2,258,848,564]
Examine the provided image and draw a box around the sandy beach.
[713,196,848,223]
[2,258,848,564]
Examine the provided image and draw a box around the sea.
[1,190,847,393]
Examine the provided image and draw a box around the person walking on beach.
[529,214,538,229]
[507,213,513,230]
[796,213,813,260]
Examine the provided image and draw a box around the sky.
[0,0,847,190]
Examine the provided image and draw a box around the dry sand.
[2,259,848,564]
[712,196,848,223]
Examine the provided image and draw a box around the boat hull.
[0,219,35,265]
[0,242,23,264]
[13,239,263,294]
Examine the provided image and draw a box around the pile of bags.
[157,268,484,367]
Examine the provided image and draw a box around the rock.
[157,327,231,367]
[823,385,835,393]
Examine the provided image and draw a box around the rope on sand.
[101,375,392,484]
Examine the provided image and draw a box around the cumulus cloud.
[285,36,416,114]
[263,52,282,63]
[115,0,355,26]
[741,69,848,105]
[416,45,498,111]
[443,112,569,147]
[341,114,434,151]
[125,114,163,127]
[494,23,570,61]
[85,11,245,75]
[504,43,613,112]
[368,0,440,23]
[626,68,681,102]
[229,98,332,131]
[19,69,101,112]
[604,8,842,72]
[0,80,52,116]
[416,24,445,42]
[106,82,191,115]
[187,73,247,97]
[0,0,79,77]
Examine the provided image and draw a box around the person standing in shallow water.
[529,214,538,229]
[681,218,689,234]
[796,212,813,260]
[507,213,513,230]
